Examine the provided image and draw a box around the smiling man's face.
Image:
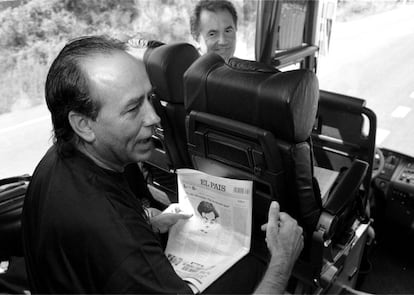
[198,8,237,61]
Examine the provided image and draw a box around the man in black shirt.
[22,35,303,294]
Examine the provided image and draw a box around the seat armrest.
[324,159,368,215]
[315,159,368,240]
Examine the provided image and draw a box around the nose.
[143,99,160,126]
[217,32,228,45]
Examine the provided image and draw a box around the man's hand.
[254,201,304,294]
[149,204,192,234]
[261,201,303,262]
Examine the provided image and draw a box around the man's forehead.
[199,9,236,29]
[82,52,147,82]
[81,52,151,102]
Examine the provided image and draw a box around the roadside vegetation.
[336,0,409,21]
[0,0,194,114]
[0,0,409,115]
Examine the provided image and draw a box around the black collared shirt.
[22,145,192,294]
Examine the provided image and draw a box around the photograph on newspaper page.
[165,168,253,293]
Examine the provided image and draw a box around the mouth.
[214,49,231,59]
[215,48,229,53]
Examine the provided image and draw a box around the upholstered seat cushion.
[144,43,200,104]
[184,53,319,143]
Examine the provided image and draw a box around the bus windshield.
[317,1,414,157]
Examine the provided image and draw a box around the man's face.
[198,9,237,61]
[83,51,160,171]
[201,211,217,224]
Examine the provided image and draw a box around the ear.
[68,110,96,143]
[195,37,207,55]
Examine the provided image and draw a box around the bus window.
[317,1,414,157]
[0,0,256,179]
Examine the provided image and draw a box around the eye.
[207,31,216,38]
[127,104,140,113]
[225,27,234,34]
[127,99,144,113]
[126,91,156,113]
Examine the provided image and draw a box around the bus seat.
[0,175,31,293]
[312,90,377,213]
[183,53,370,293]
[142,42,200,203]
[0,175,30,261]
[184,52,321,235]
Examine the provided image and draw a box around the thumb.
[175,213,193,220]
[268,201,280,226]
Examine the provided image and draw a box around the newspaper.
[165,168,253,293]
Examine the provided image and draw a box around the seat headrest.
[144,43,200,104]
[184,53,319,143]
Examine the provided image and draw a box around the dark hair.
[45,35,127,155]
[197,201,219,218]
[190,0,238,42]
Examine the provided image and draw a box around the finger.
[278,212,293,223]
[172,204,184,213]
[147,207,162,218]
[278,212,298,232]
[180,213,193,219]
[165,203,180,213]
[175,213,193,220]
[295,236,304,259]
[267,201,280,226]
[296,230,304,252]
[298,234,305,252]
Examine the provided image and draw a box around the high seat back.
[143,43,200,172]
[184,53,321,239]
